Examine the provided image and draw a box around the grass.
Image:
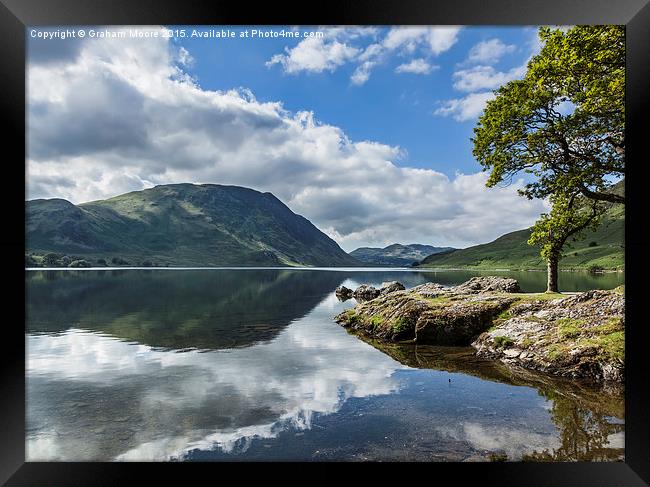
[417,196,623,271]
[493,336,514,348]
[421,296,452,306]
[392,317,412,334]
[345,310,360,325]
[520,337,534,348]
[593,331,625,362]
[506,292,565,302]
[557,318,586,339]
[370,315,384,328]
[545,316,624,363]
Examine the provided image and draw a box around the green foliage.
[587,264,605,274]
[345,310,360,325]
[392,317,411,334]
[528,192,607,263]
[42,252,61,266]
[69,259,91,268]
[588,241,598,247]
[370,315,384,328]
[473,26,624,205]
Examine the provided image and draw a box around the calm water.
[26,269,624,461]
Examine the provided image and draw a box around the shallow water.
[26,269,624,461]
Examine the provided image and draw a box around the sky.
[26,25,555,251]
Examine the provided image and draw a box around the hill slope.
[417,202,624,271]
[26,183,361,267]
[350,243,455,267]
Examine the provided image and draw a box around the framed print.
[2,0,649,484]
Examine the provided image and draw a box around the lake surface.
[26,268,625,461]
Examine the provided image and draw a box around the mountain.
[417,187,624,271]
[26,183,361,267]
[350,243,455,267]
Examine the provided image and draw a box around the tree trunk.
[547,253,559,293]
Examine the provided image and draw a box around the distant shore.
[25,266,624,273]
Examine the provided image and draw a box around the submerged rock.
[472,289,624,382]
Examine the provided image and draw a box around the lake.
[26,268,625,461]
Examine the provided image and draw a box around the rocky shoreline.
[334,277,624,382]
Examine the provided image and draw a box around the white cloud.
[433,92,495,122]
[267,26,461,86]
[350,61,376,85]
[452,64,527,92]
[466,38,516,65]
[28,28,546,250]
[265,36,360,74]
[433,30,544,123]
[395,58,437,75]
[383,26,460,55]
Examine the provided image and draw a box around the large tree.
[472,25,624,205]
[472,25,624,291]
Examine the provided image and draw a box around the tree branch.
[578,184,624,204]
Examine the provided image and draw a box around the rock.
[410,282,448,297]
[335,278,517,345]
[380,281,405,294]
[352,285,381,302]
[414,295,517,345]
[335,285,353,301]
[451,276,521,294]
[335,276,624,383]
[472,289,624,382]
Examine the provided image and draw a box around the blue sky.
[27,25,550,250]
[172,26,540,175]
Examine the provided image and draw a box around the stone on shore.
[472,289,624,382]
[352,284,381,302]
[335,277,517,344]
[335,286,353,301]
[380,281,406,294]
[452,276,521,294]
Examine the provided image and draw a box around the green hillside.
[418,202,624,271]
[350,243,455,267]
[26,183,361,267]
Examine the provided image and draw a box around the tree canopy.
[472,26,624,205]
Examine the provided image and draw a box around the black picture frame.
[2,0,649,484]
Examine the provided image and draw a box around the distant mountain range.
[26,183,360,267]
[417,182,624,271]
[350,243,455,267]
